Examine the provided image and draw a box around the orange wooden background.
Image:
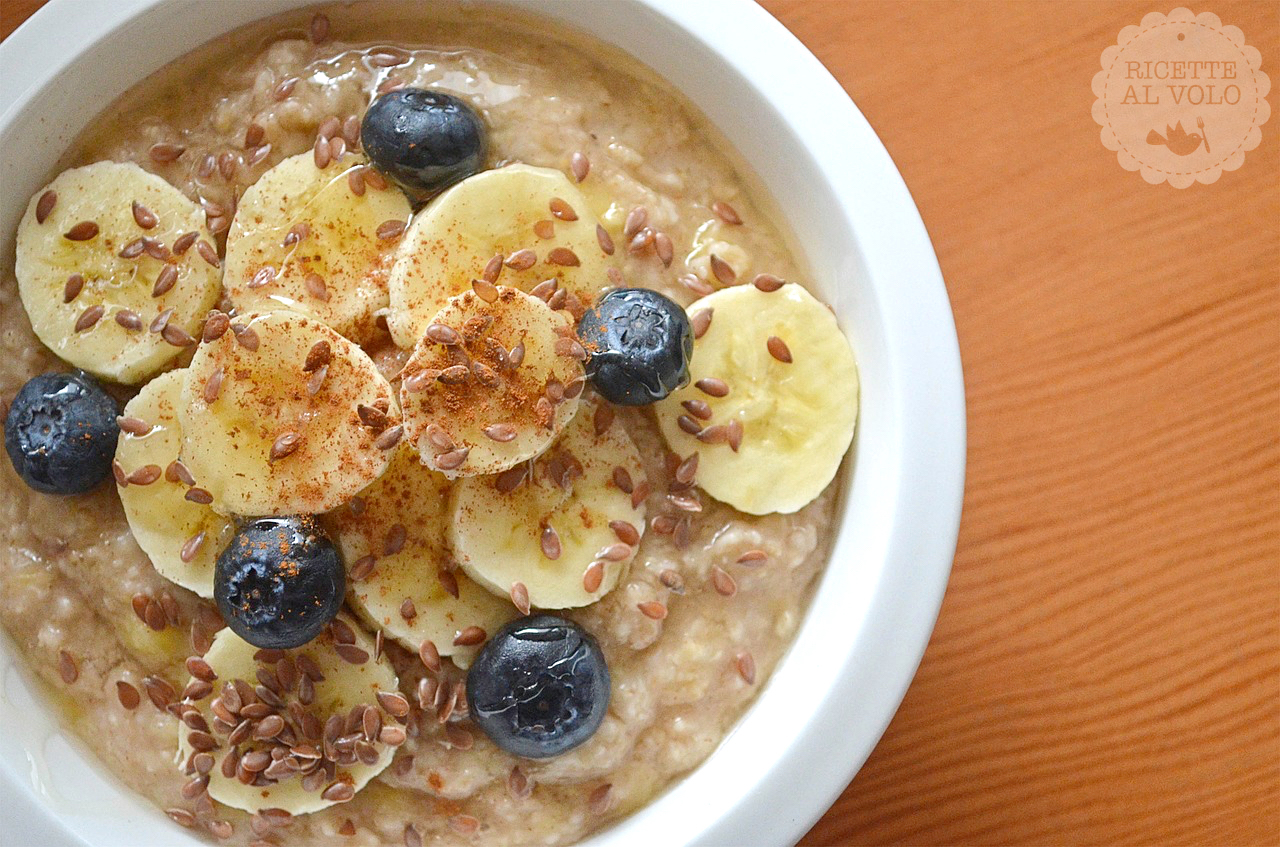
[3,2,1278,845]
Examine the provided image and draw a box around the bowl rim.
[0,1,965,845]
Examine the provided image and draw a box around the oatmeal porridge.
[0,3,858,845]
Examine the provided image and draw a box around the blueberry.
[361,88,487,199]
[466,615,611,759]
[577,288,693,405]
[4,372,118,495]
[213,516,344,650]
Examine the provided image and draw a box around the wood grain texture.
[3,2,1278,845]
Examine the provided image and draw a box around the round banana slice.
[15,161,222,384]
[224,152,411,342]
[655,283,858,515]
[399,286,583,478]
[450,398,647,609]
[179,311,401,516]
[387,163,614,348]
[115,370,234,597]
[330,446,515,665]
[176,618,403,815]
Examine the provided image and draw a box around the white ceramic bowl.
[0,1,965,845]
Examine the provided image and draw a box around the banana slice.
[449,398,647,609]
[15,161,222,384]
[398,286,583,478]
[224,152,411,343]
[179,311,401,516]
[655,283,858,514]
[330,447,515,664]
[115,370,234,597]
[176,618,402,815]
[387,164,614,348]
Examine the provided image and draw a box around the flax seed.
[296,273,328,304]
[105,307,138,330]
[35,190,56,223]
[499,248,535,271]
[736,652,757,684]
[438,568,460,598]
[540,525,562,559]
[454,626,486,647]
[654,231,674,266]
[301,339,331,373]
[329,135,347,160]
[342,115,361,147]
[726,418,744,452]
[196,240,220,267]
[56,650,78,684]
[532,219,555,240]
[570,151,590,182]
[115,679,141,709]
[144,598,167,631]
[232,324,259,351]
[449,815,479,836]
[549,197,578,221]
[673,515,693,549]
[58,272,85,304]
[242,122,265,148]
[364,168,388,190]
[64,220,99,242]
[128,200,158,230]
[383,524,407,556]
[767,335,793,363]
[330,619,357,645]
[627,227,655,254]
[546,247,580,267]
[149,143,185,163]
[711,566,738,597]
[335,644,369,665]
[507,581,532,615]
[198,312,228,343]
[179,532,206,564]
[737,549,768,566]
[425,322,461,345]
[589,783,613,815]
[680,272,714,297]
[712,200,743,225]
[752,273,785,292]
[185,488,214,505]
[631,480,651,509]
[166,808,197,828]
[143,675,176,710]
[677,414,704,435]
[73,305,104,337]
[374,426,403,450]
[313,134,331,169]
[246,141,272,165]
[709,253,736,284]
[377,219,406,240]
[623,206,648,238]
[217,152,237,180]
[637,600,667,620]
[172,231,199,255]
[269,431,302,462]
[200,367,223,405]
[162,322,195,347]
[126,464,162,485]
[248,266,275,289]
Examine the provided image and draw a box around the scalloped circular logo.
[1092,8,1271,187]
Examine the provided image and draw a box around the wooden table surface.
[3,2,1277,845]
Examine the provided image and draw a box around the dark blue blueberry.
[4,371,118,495]
[361,88,487,199]
[466,615,611,759]
[213,516,344,650]
[577,288,693,406]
